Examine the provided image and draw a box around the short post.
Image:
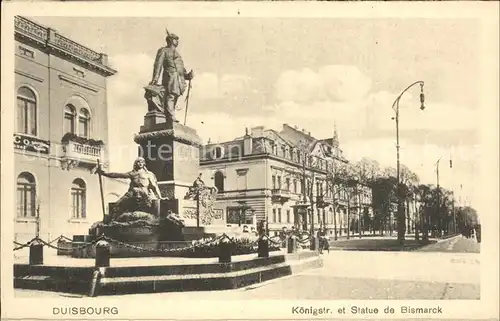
[88,269,102,297]
[258,236,269,258]
[218,236,232,263]
[281,237,287,249]
[95,240,111,267]
[309,235,318,251]
[29,239,44,265]
[287,235,297,254]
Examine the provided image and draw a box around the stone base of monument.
[67,227,221,259]
[14,250,322,296]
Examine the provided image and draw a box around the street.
[416,234,480,253]
[15,235,480,300]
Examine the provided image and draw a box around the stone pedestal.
[134,118,202,217]
[135,118,201,183]
[134,116,229,231]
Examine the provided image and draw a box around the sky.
[31,16,482,207]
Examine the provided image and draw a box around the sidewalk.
[326,234,460,252]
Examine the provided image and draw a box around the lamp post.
[391,80,425,244]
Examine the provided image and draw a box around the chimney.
[251,126,264,138]
[244,134,253,156]
[100,53,108,65]
[294,125,298,129]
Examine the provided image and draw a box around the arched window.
[214,171,224,192]
[17,172,36,217]
[230,146,240,158]
[78,108,90,138]
[71,179,86,219]
[64,104,76,134]
[213,146,223,159]
[16,87,37,135]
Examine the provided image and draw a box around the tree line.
[299,152,478,242]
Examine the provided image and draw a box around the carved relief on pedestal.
[182,207,198,220]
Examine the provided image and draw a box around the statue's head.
[133,157,146,170]
[166,33,179,46]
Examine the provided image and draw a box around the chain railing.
[13,232,308,256]
[12,233,256,255]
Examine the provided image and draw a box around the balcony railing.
[271,189,292,201]
[15,16,110,68]
[317,195,334,207]
[63,141,103,163]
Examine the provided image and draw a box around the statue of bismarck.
[144,30,194,123]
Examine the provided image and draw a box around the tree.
[399,165,419,235]
[456,206,479,236]
[416,184,432,241]
[372,167,398,235]
[352,158,380,234]
[289,138,325,248]
[324,159,350,240]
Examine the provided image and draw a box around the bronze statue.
[96,157,167,218]
[145,31,194,123]
[185,174,217,200]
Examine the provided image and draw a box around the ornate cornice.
[14,16,117,77]
[133,128,203,147]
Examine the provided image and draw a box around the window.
[17,172,36,218]
[64,104,76,134]
[277,176,281,189]
[226,207,241,224]
[16,87,37,135]
[293,179,297,193]
[230,146,241,159]
[272,208,277,223]
[285,178,290,191]
[236,169,248,191]
[78,108,90,138]
[214,171,224,192]
[272,175,276,189]
[286,209,291,223]
[71,179,86,219]
[278,208,282,223]
[214,146,223,159]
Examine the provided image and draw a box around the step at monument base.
[14,251,322,296]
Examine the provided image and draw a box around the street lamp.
[391,80,425,244]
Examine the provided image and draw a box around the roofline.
[14,16,117,77]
